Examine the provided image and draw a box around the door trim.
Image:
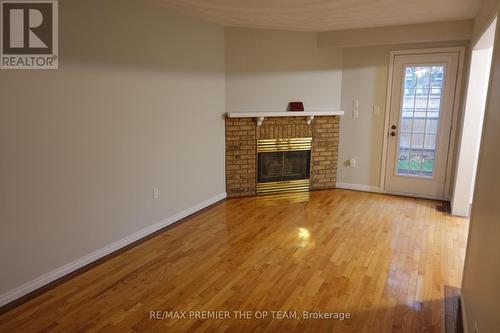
[379,47,466,200]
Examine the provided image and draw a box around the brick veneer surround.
[225,118,257,197]
[310,117,340,190]
[225,116,340,197]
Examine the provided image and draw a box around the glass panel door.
[384,50,460,199]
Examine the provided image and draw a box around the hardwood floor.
[0,189,469,332]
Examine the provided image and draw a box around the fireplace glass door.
[258,150,311,183]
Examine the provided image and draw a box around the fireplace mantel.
[227,110,344,126]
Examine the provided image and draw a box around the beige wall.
[0,0,226,297]
[461,1,500,332]
[225,28,343,112]
[338,46,389,188]
[337,41,468,190]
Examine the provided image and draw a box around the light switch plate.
[353,99,360,109]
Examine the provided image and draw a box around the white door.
[385,51,460,199]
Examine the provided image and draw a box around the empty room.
[1,0,499,332]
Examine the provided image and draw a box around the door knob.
[391,125,397,130]
[390,132,397,137]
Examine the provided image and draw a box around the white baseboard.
[336,182,382,193]
[0,192,227,308]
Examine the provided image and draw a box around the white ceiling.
[150,0,482,32]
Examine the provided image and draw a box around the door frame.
[379,47,466,200]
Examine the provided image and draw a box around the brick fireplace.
[225,113,341,198]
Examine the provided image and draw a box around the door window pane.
[424,134,436,150]
[400,132,411,148]
[425,119,438,134]
[412,118,426,134]
[401,118,413,132]
[411,133,424,149]
[397,65,444,176]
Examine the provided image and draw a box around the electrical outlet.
[353,109,359,119]
[373,105,380,115]
[153,187,159,200]
[349,158,356,168]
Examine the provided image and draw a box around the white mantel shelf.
[227,111,344,126]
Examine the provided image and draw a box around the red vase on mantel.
[288,102,304,112]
